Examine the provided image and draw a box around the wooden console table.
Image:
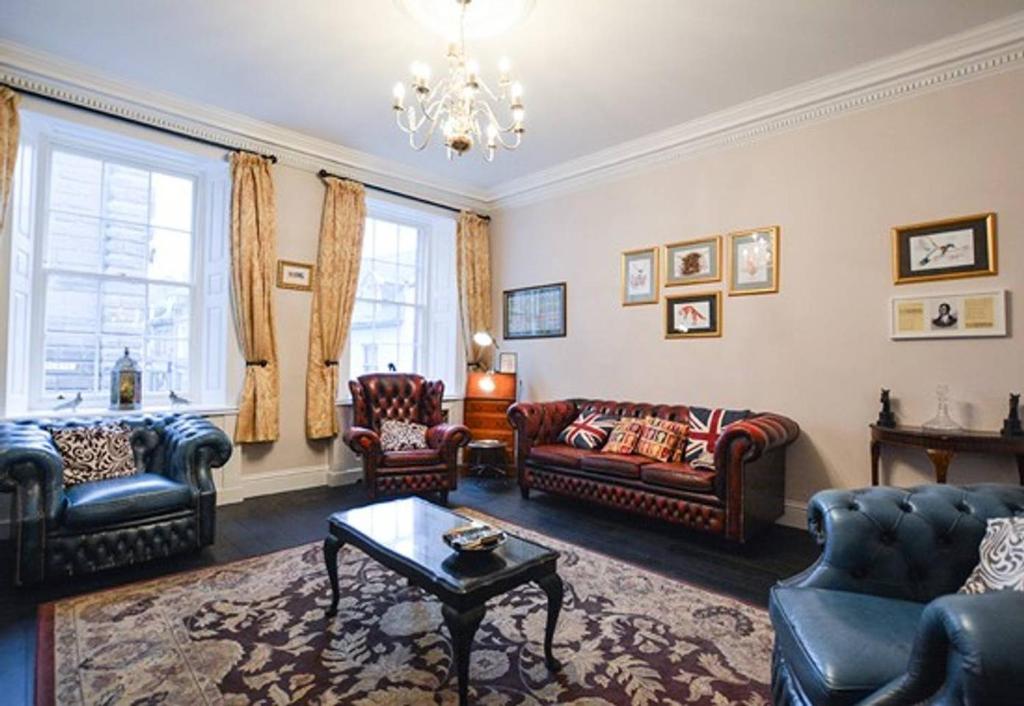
[870,424,1024,485]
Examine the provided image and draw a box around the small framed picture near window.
[277,260,314,291]
[504,282,567,339]
[498,352,518,374]
[621,247,659,305]
[665,291,722,339]
[728,226,779,295]
[891,289,1007,340]
[665,235,721,286]
[892,213,996,284]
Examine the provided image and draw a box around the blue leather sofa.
[771,484,1024,706]
[0,413,231,586]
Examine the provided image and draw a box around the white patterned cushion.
[959,517,1024,594]
[50,422,138,487]
[380,419,429,451]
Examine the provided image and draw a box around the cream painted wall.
[490,68,1024,508]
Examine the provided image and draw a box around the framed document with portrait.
[891,289,1007,339]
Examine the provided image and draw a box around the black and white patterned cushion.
[380,419,429,452]
[959,517,1024,594]
[50,422,138,487]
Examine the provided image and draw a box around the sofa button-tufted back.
[350,373,445,429]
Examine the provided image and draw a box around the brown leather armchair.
[344,373,470,503]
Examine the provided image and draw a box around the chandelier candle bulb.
[392,82,406,109]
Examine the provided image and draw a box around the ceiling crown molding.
[488,11,1024,210]
[0,40,491,212]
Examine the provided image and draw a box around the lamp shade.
[472,330,495,347]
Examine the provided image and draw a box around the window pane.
[50,151,101,217]
[147,284,190,338]
[103,162,149,223]
[150,173,194,230]
[103,220,148,276]
[145,338,189,394]
[149,227,192,282]
[374,219,398,259]
[44,332,97,394]
[46,212,101,272]
[398,265,418,305]
[398,226,418,267]
[45,276,98,332]
[101,281,146,336]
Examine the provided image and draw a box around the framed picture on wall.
[890,289,1007,339]
[277,260,314,291]
[664,291,722,339]
[728,226,779,295]
[621,247,659,305]
[498,352,518,373]
[504,282,567,339]
[891,213,996,284]
[665,235,721,286]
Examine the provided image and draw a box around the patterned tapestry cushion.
[50,422,138,488]
[602,417,645,455]
[557,412,619,450]
[959,517,1024,594]
[380,419,429,452]
[636,417,689,463]
[684,407,749,470]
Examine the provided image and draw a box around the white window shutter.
[198,164,230,407]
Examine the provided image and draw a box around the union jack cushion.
[685,407,749,469]
[557,413,619,450]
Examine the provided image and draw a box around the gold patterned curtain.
[0,86,20,234]
[230,152,279,443]
[456,211,493,370]
[305,177,366,439]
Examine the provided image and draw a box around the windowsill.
[2,404,239,422]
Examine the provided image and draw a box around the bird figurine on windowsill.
[54,392,83,412]
[169,390,191,406]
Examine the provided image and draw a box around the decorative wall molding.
[0,40,492,213]
[4,12,1024,213]
[488,11,1024,209]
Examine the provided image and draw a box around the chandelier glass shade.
[392,0,525,161]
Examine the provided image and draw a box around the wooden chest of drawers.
[464,372,517,451]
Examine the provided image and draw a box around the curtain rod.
[317,169,489,220]
[9,84,279,162]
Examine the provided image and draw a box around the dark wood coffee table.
[323,497,562,706]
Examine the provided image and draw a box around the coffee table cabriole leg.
[536,572,564,671]
[442,603,486,706]
[323,535,344,617]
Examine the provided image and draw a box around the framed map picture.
[621,247,659,305]
[728,226,779,295]
[892,213,996,284]
[890,289,1007,339]
[664,291,722,339]
[665,235,721,286]
[504,282,567,339]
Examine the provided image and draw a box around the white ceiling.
[2,0,1024,191]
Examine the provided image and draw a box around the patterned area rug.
[37,511,773,705]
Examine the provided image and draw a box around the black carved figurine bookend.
[1002,393,1023,437]
[877,388,896,428]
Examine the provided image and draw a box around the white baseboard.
[217,464,333,506]
[327,466,363,487]
[778,500,809,529]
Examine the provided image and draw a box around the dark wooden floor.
[0,476,818,706]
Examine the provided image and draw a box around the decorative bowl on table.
[443,521,507,554]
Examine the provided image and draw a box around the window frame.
[3,110,230,416]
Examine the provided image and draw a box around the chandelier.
[391,0,525,161]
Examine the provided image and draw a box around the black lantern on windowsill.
[110,347,142,410]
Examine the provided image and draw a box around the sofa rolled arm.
[715,413,800,466]
[162,415,232,491]
[426,423,471,461]
[0,422,65,521]
[344,426,383,460]
[507,400,578,450]
[858,591,1024,706]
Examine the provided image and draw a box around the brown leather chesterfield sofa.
[344,373,470,503]
[507,399,800,542]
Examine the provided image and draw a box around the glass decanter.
[922,384,962,431]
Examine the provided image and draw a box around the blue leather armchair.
[0,413,231,586]
[771,484,1024,706]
